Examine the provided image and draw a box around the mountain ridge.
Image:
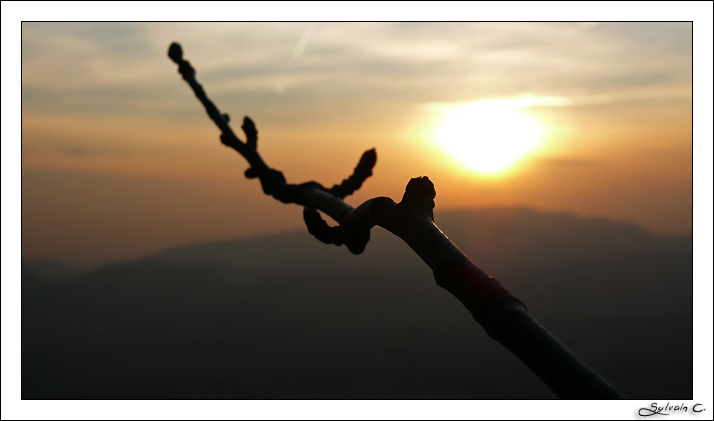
[141,206,692,279]
[22,206,693,399]
[22,207,691,283]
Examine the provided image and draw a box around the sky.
[19,21,694,267]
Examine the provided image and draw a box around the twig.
[168,42,623,399]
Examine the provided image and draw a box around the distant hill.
[22,208,692,399]
[147,207,691,274]
[21,259,85,281]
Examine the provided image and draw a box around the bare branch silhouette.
[168,42,622,399]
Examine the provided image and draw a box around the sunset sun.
[437,99,542,174]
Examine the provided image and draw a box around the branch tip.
[242,116,258,148]
[168,42,183,63]
[398,177,436,220]
[358,148,377,170]
[404,177,436,201]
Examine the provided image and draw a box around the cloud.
[21,22,692,135]
[22,23,159,91]
[535,158,600,168]
[59,146,89,157]
[592,22,692,57]
[54,142,138,159]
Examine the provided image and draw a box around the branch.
[168,42,622,399]
[302,147,378,248]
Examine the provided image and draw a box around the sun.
[437,99,542,174]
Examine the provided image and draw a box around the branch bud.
[399,177,436,221]
[168,42,183,63]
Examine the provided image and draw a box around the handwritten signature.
[639,403,705,416]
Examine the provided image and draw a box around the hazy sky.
[20,21,694,267]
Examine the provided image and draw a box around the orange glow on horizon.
[18,22,694,267]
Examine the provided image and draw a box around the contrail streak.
[293,23,316,60]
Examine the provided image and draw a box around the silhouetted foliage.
[168,42,622,399]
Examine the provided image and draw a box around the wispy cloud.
[22,22,692,120]
[535,158,600,168]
